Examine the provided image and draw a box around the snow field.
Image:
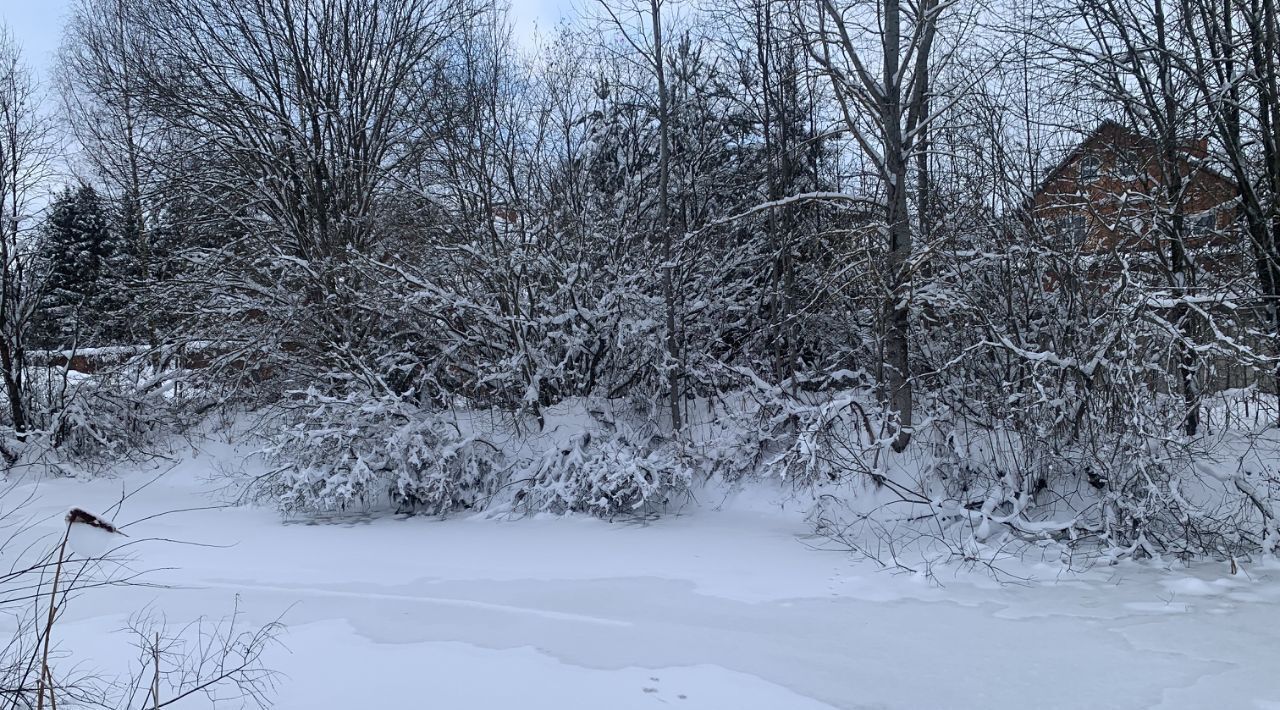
[7,443,1280,710]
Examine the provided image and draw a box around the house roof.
[1033,120,1122,197]
[1031,120,1235,200]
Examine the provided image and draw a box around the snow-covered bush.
[263,391,502,515]
[43,375,177,462]
[0,356,197,470]
[796,232,1280,564]
[517,427,693,518]
[261,392,697,520]
[676,370,883,488]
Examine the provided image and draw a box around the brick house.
[1030,120,1242,281]
[1030,121,1272,392]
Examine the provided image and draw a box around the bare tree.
[706,0,829,384]
[0,29,54,441]
[59,0,166,344]
[122,0,463,259]
[1034,0,1224,434]
[591,0,686,431]
[1178,0,1280,416]
[804,0,949,450]
[92,0,472,393]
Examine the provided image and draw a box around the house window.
[1189,211,1215,237]
[1115,150,1141,179]
[1055,214,1088,243]
[1079,155,1101,182]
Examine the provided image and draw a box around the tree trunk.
[651,0,682,432]
[883,0,913,452]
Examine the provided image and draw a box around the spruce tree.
[37,184,120,347]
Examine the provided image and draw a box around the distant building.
[1030,120,1242,282]
[1030,121,1269,392]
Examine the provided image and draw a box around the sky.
[1,0,63,77]
[0,0,573,81]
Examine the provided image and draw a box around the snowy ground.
[8,439,1280,710]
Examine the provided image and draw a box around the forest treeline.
[0,0,1278,558]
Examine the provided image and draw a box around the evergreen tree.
[36,184,121,347]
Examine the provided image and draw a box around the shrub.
[518,428,692,518]
[263,391,502,515]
